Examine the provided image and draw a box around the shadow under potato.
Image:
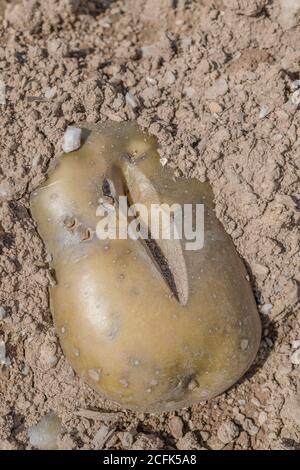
[238,316,278,384]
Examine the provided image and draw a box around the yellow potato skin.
[30,122,261,412]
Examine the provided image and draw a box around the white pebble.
[184,86,196,98]
[28,413,62,450]
[146,77,157,86]
[251,397,261,407]
[292,340,300,349]
[258,411,267,425]
[0,306,6,320]
[164,71,176,85]
[205,78,228,100]
[62,126,82,153]
[94,424,115,449]
[0,338,10,366]
[44,86,57,99]
[160,157,168,167]
[243,418,259,436]
[200,430,210,441]
[0,180,13,199]
[99,17,112,28]
[259,106,269,119]
[260,303,273,315]
[291,80,300,91]
[0,339,6,364]
[290,348,300,365]
[4,357,11,366]
[125,92,140,109]
[0,80,6,105]
[291,89,300,106]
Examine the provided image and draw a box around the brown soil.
[0,0,299,450]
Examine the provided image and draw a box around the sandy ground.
[0,0,299,450]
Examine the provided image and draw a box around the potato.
[30,121,261,412]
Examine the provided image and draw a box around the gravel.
[62,126,82,153]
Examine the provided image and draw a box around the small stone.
[125,92,140,109]
[205,78,228,100]
[184,87,196,98]
[291,80,300,91]
[251,397,261,407]
[99,17,112,28]
[0,338,10,367]
[22,364,30,375]
[164,71,176,85]
[290,348,300,365]
[292,340,300,349]
[0,339,6,364]
[260,303,273,315]
[45,87,57,99]
[169,416,184,439]
[142,86,160,102]
[291,89,300,106]
[28,413,62,450]
[39,339,58,370]
[0,306,6,320]
[0,80,6,105]
[0,180,13,200]
[217,420,239,444]
[243,418,259,436]
[160,157,168,167]
[259,106,269,119]
[146,77,157,86]
[208,101,223,114]
[94,425,116,449]
[63,126,82,153]
[3,356,11,367]
[252,262,269,277]
[258,411,267,425]
[118,428,136,448]
[200,430,210,442]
